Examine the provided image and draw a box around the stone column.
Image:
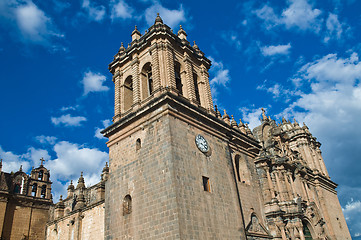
[165,43,176,91]
[113,71,122,122]
[283,171,293,200]
[266,167,276,199]
[183,53,196,102]
[287,173,296,198]
[274,171,284,201]
[201,66,213,111]
[150,43,161,95]
[131,57,140,106]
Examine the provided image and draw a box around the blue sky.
[0,0,360,237]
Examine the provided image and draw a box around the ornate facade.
[45,15,351,239]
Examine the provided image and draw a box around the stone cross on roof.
[40,157,45,166]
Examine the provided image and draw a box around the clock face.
[195,134,209,153]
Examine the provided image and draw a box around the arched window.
[124,76,133,111]
[136,138,141,151]
[235,155,241,182]
[38,170,43,180]
[193,73,200,103]
[174,62,183,95]
[32,183,37,197]
[234,154,250,184]
[123,194,132,215]
[141,63,153,99]
[303,221,314,240]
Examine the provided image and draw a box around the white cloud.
[254,5,281,29]
[144,3,186,29]
[254,0,322,33]
[47,141,108,180]
[60,105,77,112]
[0,0,63,45]
[51,114,87,127]
[35,135,57,145]
[208,57,231,105]
[82,70,109,95]
[81,0,106,22]
[110,0,133,20]
[0,146,50,173]
[0,146,31,173]
[261,43,291,56]
[281,0,321,31]
[239,107,263,130]
[324,13,344,43]
[342,199,361,238]
[95,119,111,139]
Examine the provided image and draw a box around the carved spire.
[119,42,125,52]
[223,110,230,125]
[193,41,200,51]
[231,115,238,128]
[245,124,253,137]
[101,162,109,181]
[215,105,222,119]
[239,119,247,134]
[282,117,287,124]
[261,108,268,122]
[76,172,85,189]
[178,25,187,40]
[74,190,86,210]
[131,25,141,41]
[154,13,163,25]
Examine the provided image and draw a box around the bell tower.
[109,14,214,123]
[102,14,262,240]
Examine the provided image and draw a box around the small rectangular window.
[202,176,210,192]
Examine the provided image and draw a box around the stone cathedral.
[40,14,351,239]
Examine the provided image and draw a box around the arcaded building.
[46,15,351,240]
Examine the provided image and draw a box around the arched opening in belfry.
[193,73,200,103]
[41,185,47,198]
[124,75,133,111]
[38,170,43,180]
[174,62,183,95]
[141,62,153,99]
[32,183,37,197]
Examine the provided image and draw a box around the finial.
[177,25,187,40]
[19,165,22,171]
[231,115,238,127]
[193,41,200,51]
[223,110,230,124]
[282,117,287,124]
[60,195,63,201]
[155,13,163,24]
[0,159,2,171]
[261,108,267,121]
[215,105,222,118]
[134,25,138,30]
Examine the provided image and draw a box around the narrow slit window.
[202,176,210,192]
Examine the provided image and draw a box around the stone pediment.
[246,214,272,238]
